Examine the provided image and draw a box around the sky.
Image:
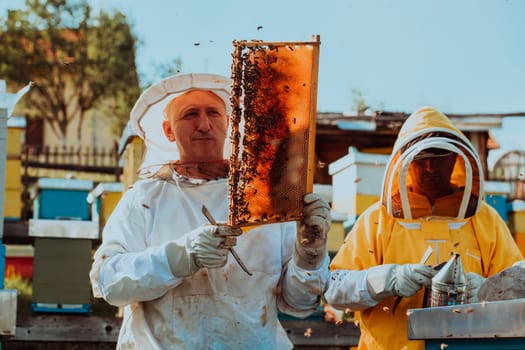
[1,0,525,167]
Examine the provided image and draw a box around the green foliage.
[4,275,32,298]
[151,57,184,83]
[351,88,368,113]
[0,0,140,144]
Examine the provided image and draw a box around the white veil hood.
[130,73,233,177]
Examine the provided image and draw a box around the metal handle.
[201,205,252,276]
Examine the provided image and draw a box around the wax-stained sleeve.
[276,221,331,318]
[324,203,383,310]
[90,184,182,306]
[471,203,524,276]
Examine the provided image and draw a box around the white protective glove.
[465,272,486,303]
[367,264,437,301]
[166,225,241,277]
[294,193,331,270]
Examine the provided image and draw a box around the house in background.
[23,108,118,158]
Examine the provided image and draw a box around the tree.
[351,88,368,114]
[0,0,140,147]
[350,88,385,114]
[152,57,184,83]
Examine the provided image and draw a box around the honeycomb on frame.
[229,35,320,227]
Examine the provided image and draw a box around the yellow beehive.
[4,117,25,220]
[313,184,350,254]
[327,213,348,254]
[4,159,22,190]
[87,182,123,228]
[121,136,144,189]
[3,188,22,219]
[356,194,380,215]
[6,126,23,156]
[117,121,145,190]
[101,190,122,224]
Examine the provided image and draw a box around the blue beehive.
[484,181,511,223]
[486,194,508,222]
[34,178,93,221]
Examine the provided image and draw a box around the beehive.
[31,237,92,313]
[508,200,525,256]
[3,116,25,220]
[313,184,348,254]
[484,180,512,222]
[87,182,123,228]
[329,147,389,220]
[118,122,144,190]
[33,178,93,221]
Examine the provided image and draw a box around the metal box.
[34,178,93,221]
[407,299,525,349]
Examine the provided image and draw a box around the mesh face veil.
[380,108,484,220]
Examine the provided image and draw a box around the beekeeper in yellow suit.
[324,106,524,350]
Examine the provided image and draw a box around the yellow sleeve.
[330,202,384,271]
[471,202,524,276]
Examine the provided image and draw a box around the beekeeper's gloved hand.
[465,272,486,303]
[294,193,331,270]
[165,225,241,277]
[367,264,437,301]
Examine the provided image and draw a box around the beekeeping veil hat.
[130,73,232,177]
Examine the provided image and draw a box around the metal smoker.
[430,253,467,307]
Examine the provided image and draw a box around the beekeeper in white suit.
[89,73,331,350]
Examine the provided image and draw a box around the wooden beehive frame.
[228,35,320,227]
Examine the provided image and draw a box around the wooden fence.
[17,145,123,220]
[22,145,122,177]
